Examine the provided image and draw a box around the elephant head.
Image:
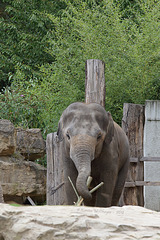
[57,102,114,200]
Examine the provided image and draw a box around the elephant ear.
[105,112,114,145]
[57,120,64,142]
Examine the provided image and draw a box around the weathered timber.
[27,196,36,206]
[136,181,160,186]
[0,183,4,203]
[121,103,145,206]
[47,59,106,205]
[46,133,54,205]
[125,181,160,187]
[47,133,70,205]
[130,158,138,163]
[129,157,160,162]
[141,157,160,162]
[85,59,105,107]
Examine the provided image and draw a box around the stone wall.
[0,119,46,204]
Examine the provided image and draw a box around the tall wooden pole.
[85,59,105,107]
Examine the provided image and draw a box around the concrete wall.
[144,100,160,211]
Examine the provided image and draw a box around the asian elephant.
[57,102,129,207]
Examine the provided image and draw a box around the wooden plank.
[140,157,160,162]
[0,183,4,203]
[46,133,54,205]
[125,182,136,188]
[129,157,160,163]
[85,59,105,107]
[120,103,145,206]
[130,158,138,163]
[27,196,36,206]
[125,181,160,187]
[136,181,160,186]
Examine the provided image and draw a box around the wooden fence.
[125,157,160,188]
[46,59,160,207]
[120,103,160,207]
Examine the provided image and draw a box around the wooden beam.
[85,59,105,107]
[140,157,160,162]
[46,133,55,205]
[130,158,138,163]
[136,181,160,186]
[0,183,4,203]
[120,103,145,206]
[125,181,160,187]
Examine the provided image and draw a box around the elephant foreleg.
[95,169,118,207]
[111,159,129,206]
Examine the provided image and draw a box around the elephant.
[57,102,129,207]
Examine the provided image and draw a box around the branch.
[68,176,104,206]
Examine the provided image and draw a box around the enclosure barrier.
[47,60,160,210]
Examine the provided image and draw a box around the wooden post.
[46,59,106,205]
[47,132,72,205]
[121,103,145,206]
[85,59,105,107]
[0,183,4,203]
[46,133,54,205]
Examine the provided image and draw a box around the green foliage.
[0,0,57,89]
[0,0,160,135]
[44,0,160,122]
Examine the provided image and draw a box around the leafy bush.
[0,0,159,134]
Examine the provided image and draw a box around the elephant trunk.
[76,160,92,200]
[70,136,96,200]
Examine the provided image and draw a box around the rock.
[16,128,46,161]
[0,205,160,239]
[0,120,16,156]
[0,156,46,204]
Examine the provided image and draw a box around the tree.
[0,0,159,134]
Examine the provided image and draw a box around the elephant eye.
[97,133,102,141]
[66,133,70,140]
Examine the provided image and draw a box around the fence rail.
[130,157,160,162]
[125,157,160,188]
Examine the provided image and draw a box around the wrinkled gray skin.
[57,102,129,207]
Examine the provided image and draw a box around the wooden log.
[46,133,54,205]
[85,59,105,107]
[121,103,145,206]
[47,133,72,205]
[0,183,4,203]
